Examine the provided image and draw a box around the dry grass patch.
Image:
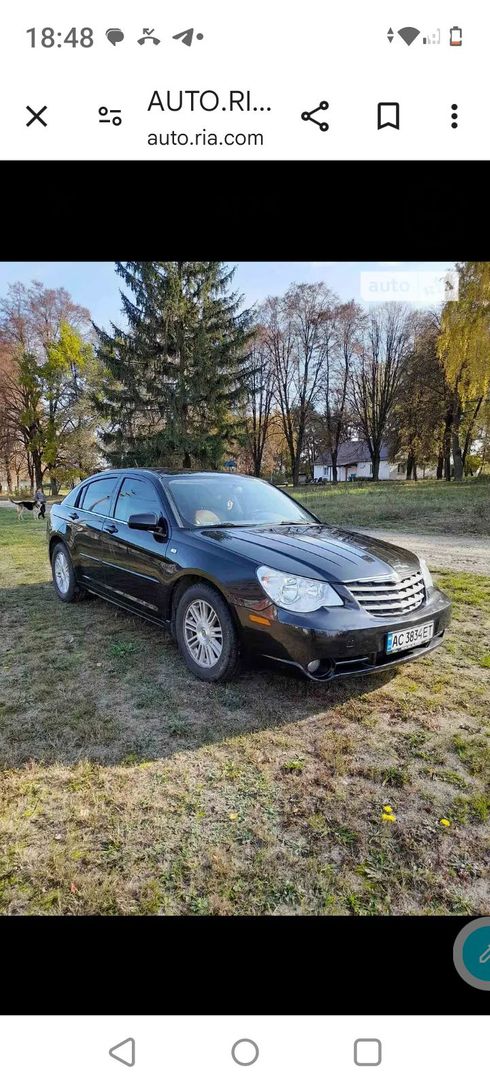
[0,511,489,915]
[292,477,490,536]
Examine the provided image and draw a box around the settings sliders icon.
[301,100,329,131]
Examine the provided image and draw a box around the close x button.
[26,105,48,127]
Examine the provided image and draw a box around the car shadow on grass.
[0,581,396,769]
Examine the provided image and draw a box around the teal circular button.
[453,918,490,990]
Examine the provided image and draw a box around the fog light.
[307,659,320,673]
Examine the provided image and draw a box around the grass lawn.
[291,477,490,536]
[0,508,489,916]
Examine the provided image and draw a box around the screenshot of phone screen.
[0,0,488,1076]
[0,1,487,158]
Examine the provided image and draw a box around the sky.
[0,261,456,330]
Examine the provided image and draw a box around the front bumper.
[237,588,451,681]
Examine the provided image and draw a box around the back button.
[109,1038,136,1067]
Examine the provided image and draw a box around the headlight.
[419,557,433,591]
[257,565,343,612]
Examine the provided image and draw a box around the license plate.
[386,621,434,654]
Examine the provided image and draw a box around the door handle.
[106,523,118,534]
[70,512,79,521]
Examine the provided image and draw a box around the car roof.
[157,470,252,481]
[79,468,253,483]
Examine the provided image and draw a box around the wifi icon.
[397,26,420,45]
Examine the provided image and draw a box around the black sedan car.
[47,469,451,683]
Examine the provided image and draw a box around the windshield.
[163,475,317,528]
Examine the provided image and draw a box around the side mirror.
[127,512,168,536]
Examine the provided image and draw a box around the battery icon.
[450,26,462,45]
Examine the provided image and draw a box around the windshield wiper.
[195,519,316,529]
[195,521,255,529]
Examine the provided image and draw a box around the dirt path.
[348,527,490,575]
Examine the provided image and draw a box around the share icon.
[301,100,329,131]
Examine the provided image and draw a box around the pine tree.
[94,262,254,469]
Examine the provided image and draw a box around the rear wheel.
[51,542,85,603]
[175,582,240,682]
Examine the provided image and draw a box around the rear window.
[61,485,81,507]
[79,477,115,517]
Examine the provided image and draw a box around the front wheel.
[51,542,84,603]
[175,583,240,682]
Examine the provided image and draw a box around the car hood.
[200,523,420,582]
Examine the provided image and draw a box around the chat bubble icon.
[377,102,400,129]
[106,28,124,46]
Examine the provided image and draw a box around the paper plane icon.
[173,28,204,47]
[109,1038,136,1067]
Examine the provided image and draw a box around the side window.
[114,478,162,523]
[79,478,115,517]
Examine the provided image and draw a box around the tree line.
[243,267,490,483]
[0,262,489,494]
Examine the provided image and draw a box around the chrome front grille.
[345,571,425,616]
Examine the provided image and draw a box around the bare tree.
[323,301,364,482]
[264,282,338,485]
[0,352,15,491]
[242,328,275,476]
[0,408,14,492]
[351,303,415,480]
[389,313,449,480]
[302,408,324,479]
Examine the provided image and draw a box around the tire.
[175,582,240,683]
[51,542,85,603]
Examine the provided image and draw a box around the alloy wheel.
[54,551,70,594]
[183,598,224,667]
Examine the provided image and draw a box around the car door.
[71,476,119,590]
[100,475,173,617]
